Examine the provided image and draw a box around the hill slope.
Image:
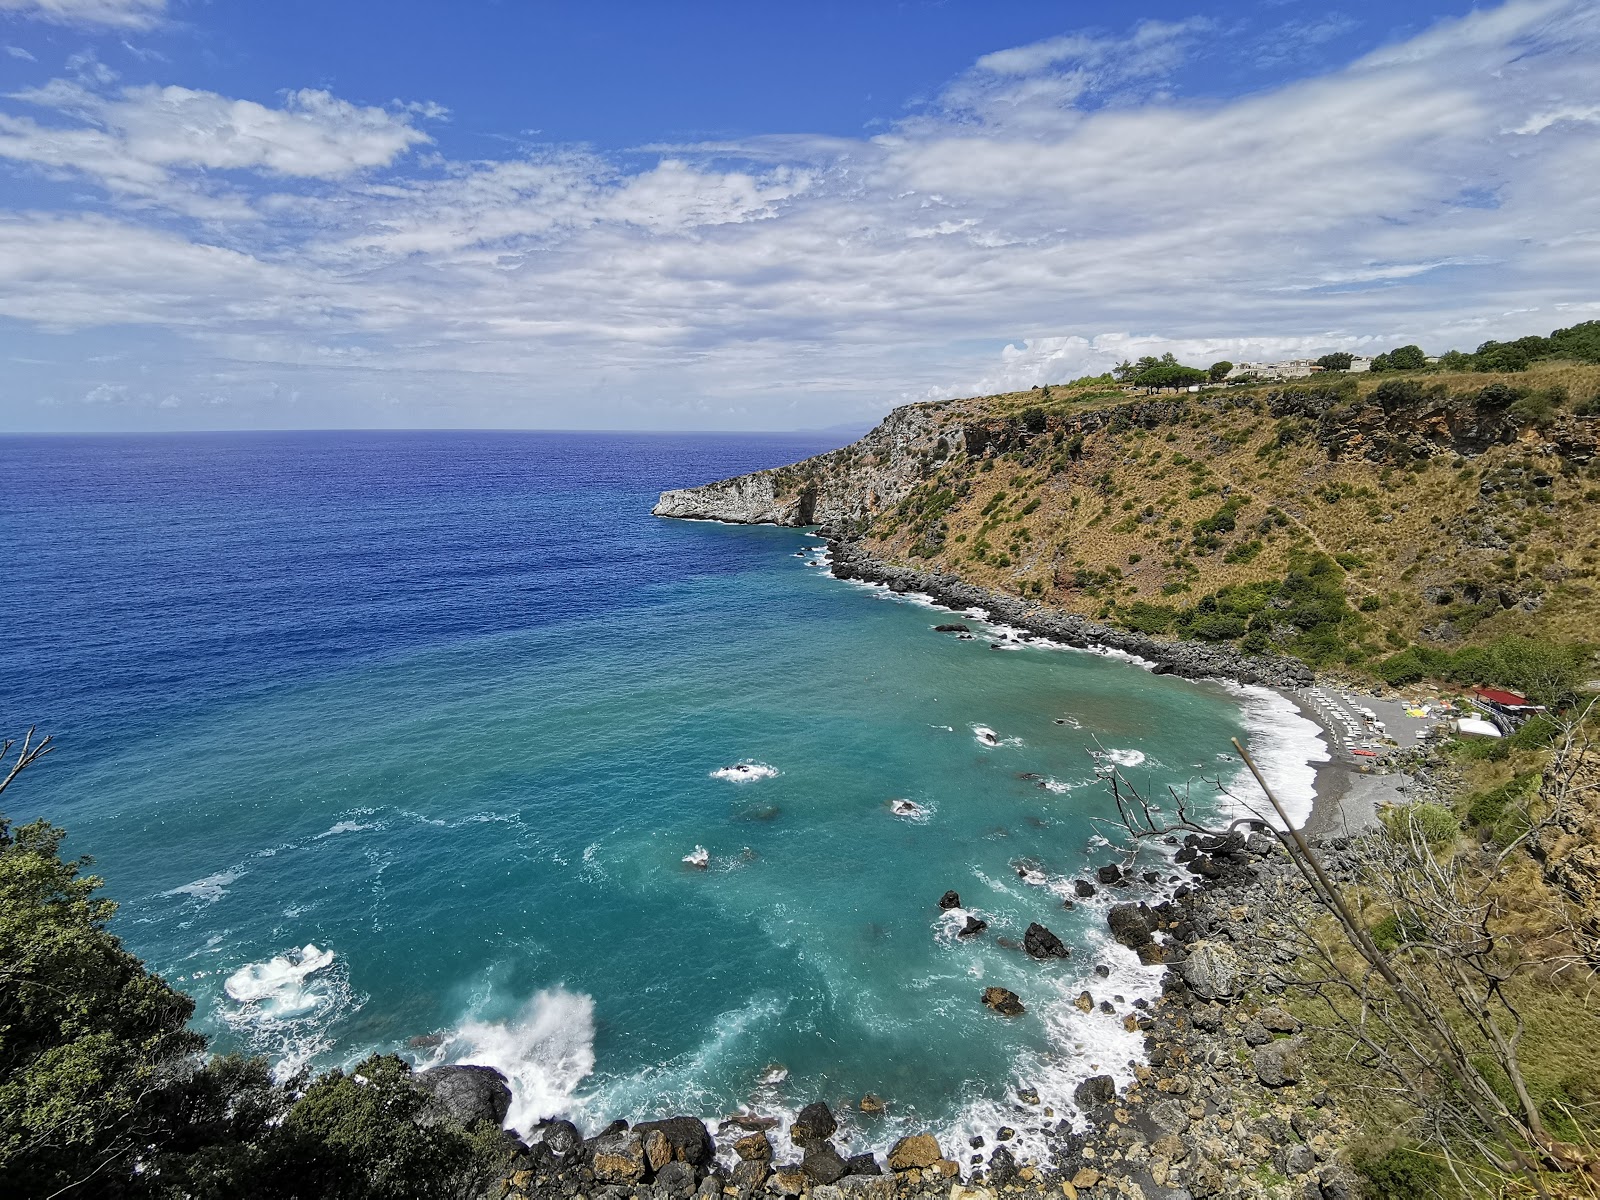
[656,361,1600,683]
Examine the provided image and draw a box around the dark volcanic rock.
[532,1118,583,1160]
[987,1145,1019,1188]
[937,889,962,910]
[1074,879,1097,898]
[1023,922,1071,960]
[1074,1075,1116,1108]
[1107,902,1154,950]
[652,1160,698,1199]
[933,623,971,633]
[958,915,988,937]
[843,1153,882,1175]
[1096,863,1123,885]
[414,1064,512,1129]
[790,1102,838,1147]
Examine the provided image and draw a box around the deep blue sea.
[0,430,1323,1159]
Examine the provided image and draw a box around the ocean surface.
[0,430,1324,1160]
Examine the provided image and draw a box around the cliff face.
[651,402,957,527]
[654,362,1600,659]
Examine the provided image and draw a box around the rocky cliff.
[652,402,957,527]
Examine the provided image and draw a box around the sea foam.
[710,762,778,783]
[430,989,598,1135]
[1220,682,1330,829]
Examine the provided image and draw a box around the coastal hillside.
[657,337,1600,684]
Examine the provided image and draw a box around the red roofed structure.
[1472,686,1542,710]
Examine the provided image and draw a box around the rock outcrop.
[413,1064,512,1129]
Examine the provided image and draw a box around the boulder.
[1074,990,1094,1012]
[413,1064,512,1129]
[980,987,1025,1017]
[1179,940,1243,1000]
[1023,922,1070,960]
[734,1132,772,1162]
[1149,1099,1190,1135]
[887,1133,942,1171]
[1258,1006,1302,1033]
[1254,1037,1305,1087]
[771,1166,808,1197]
[634,1117,715,1167]
[802,1142,848,1184]
[730,1159,769,1194]
[1097,864,1123,885]
[531,1118,583,1160]
[643,1127,672,1172]
[790,1101,838,1146]
[818,1178,896,1200]
[842,1153,881,1175]
[859,1093,885,1114]
[958,915,988,937]
[1137,942,1166,965]
[938,890,962,910]
[590,1130,647,1183]
[1107,903,1153,950]
[1241,1020,1272,1046]
[652,1160,698,1199]
[1074,879,1097,898]
[1074,1075,1116,1108]
[933,624,971,633]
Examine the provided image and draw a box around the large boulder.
[887,1133,942,1171]
[1254,1037,1305,1088]
[1107,903,1154,950]
[1179,940,1243,999]
[413,1064,511,1129]
[531,1118,583,1160]
[987,1145,1018,1188]
[590,1129,647,1183]
[734,1132,773,1162]
[1023,922,1070,960]
[938,890,962,910]
[634,1116,715,1167]
[652,1160,698,1199]
[802,1142,848,1184]
[980,987,1025,1016]
[790,1101,838,1147]
[1074,1075,1116,1108]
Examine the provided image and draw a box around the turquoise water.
[1,432,1317,1158]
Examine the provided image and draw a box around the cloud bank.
[2,0,1598,429]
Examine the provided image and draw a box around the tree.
[1208,360,1234,383]
[1134,363,1208,392]
[1315,352,1353,372]
[1019,406,1047,434]
[1387,344,1428,371]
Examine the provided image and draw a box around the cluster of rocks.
[825,541,1312,690]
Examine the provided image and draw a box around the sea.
[0,430,1326,1162]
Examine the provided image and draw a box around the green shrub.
[1465,773,1536,829]
[1354,1143,1448,1198]
[1383,802,1459,846]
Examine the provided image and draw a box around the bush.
[1383,802,1459,846]
[1354,1143,1448,1198]
[1465,773,1536,829]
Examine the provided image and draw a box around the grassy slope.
[862,362,1600,672]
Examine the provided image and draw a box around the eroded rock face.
[412,1064,512,1129]
[652,403,953,527]
[1536,748,1600,957]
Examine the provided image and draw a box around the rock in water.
[413,1064,512,1128]
[887,1133,942,1171]
[933,623,971,633]
[790,1101,838,1146]
[981,987,1025,1016]
[958,914,988,937]
[937,889,962,910]
[1023,921,1070,960]
[1074,879,1097,898]
[859,1093,885,1114]
[1179,940,1243,1000]
[1096,863,1123,885]
[1107,902,1154,950]
[1074,1075,1116,1108]
[734,1132,773,1162]
[987,1145,1019,1188]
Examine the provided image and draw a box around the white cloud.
[5,43,36,59]
[0,0,1598,430]
[0,0,164,31]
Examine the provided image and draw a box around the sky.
[1,0,1597,432]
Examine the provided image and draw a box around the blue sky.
[1,0,1597,431]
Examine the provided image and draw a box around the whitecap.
[224,944,336,1014]
[426,989,597,1134]
[971,724,1021,747]
[163,868,244,905]
[315,820,379,840]
[889,798,932,822]
[683,845,710,869]
[1092,747,1146,769]
[710,762,779,783]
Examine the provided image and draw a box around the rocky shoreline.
[481,820,1362,1200]
[822,539,1313,691]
